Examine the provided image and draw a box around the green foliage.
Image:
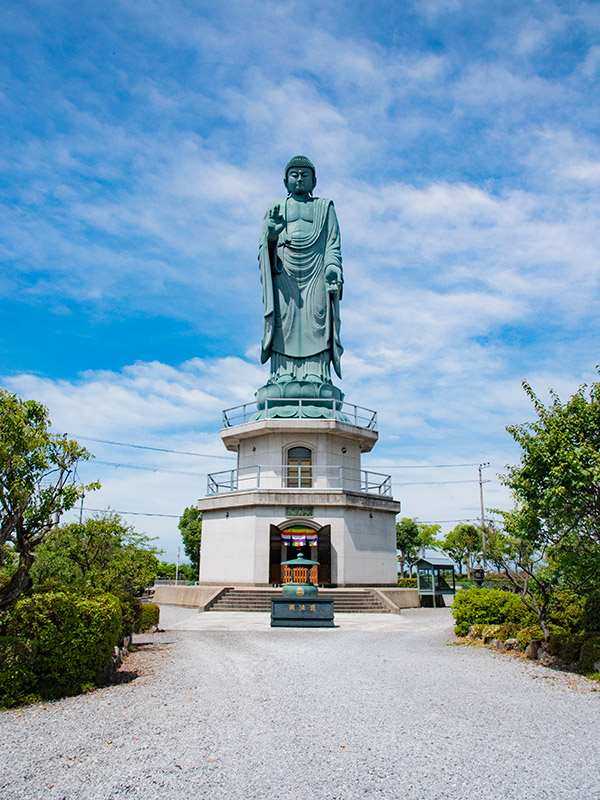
[396,517,419,576]
[480,622,520,642]
[515,626,545,650]
[138,603,160,631]
[453,586,533,637]
[0,590,122,699]
[32,513,161,595]
[482,523,515,569]
[0,636,39,708]
[547,588,586,633]
[397,577,417,588]
[548,632,587,665]
[112,591,143,640]
[156,561,196,581]
[579,636,600,671]
[0,390,97,609]
[443,523,482,576]
[583,592,600,632]
[395,518,443,576]
[417,522,443,550]
[497,378,600,639]
[178,506,202,575]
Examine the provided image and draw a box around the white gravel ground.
[1,606,598,800]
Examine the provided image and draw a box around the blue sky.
[3,0,600,560]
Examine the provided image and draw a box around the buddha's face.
[285,168,316,198]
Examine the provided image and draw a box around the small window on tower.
[287,446,312,488]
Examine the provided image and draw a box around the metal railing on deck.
[221,398,377,431]
[206,464,392,497]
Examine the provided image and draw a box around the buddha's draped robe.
[259,196,343,380]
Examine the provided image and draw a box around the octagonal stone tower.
[197,156,400,586]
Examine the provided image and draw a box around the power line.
[416,516,503,524]
[82,507,181,518]
[363,462,484,469]
[395,479,494,486]
[91,460,206,478]
[69,434,234,461]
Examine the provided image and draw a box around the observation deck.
[206,464,392,497]
[221,398,377,431]
[206,398,391,498]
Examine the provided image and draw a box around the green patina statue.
[256,156,344,417]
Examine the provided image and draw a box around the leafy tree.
[0,390,96,609]
[396,519,443,576]
[482,521,514,571]
[443,523,482,577]
[396,517,420,578]
[32,513,161,595]
[178,506,202,576]
[497,378,600,640]
[417,522,443,551]
[156,561,195,581]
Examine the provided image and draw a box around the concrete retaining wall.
[375,588,420,610]
[152,585,229,610]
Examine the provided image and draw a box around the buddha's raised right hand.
[266,204,285,241]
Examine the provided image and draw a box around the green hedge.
[579,636,600,672]
[137,602,160,631]
[452,586,534,637]
[0,636,40,708]
[0,590,122,701]
[584,593,600,633]
[397,578,417,588]
[113,591,143,640]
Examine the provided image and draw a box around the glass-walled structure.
[416,551,456,607]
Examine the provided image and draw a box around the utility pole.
[479,462,490,569]
[175,545,180,585]
[52,433,69,527]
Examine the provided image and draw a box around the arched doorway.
[269,523,332,586]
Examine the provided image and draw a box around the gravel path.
[1,607,599,800]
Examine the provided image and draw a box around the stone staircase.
[208,588,391,613]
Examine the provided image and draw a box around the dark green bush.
[113,592,143,640]
[579,635,600,672]
[547,589,586,633]
[453,586,534,637]
[397,577,417,588]
[488,622,520,641]
[1,590,122,699]
[548,631,587,665]
[136,602,160,632]
[583,593,600,632]
[515,625,545,651]
[0,636,40,708]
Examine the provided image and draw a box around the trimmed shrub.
[583,593,600,633]
[516,625,545,651]
[0,636,40,709]
[136,602,160,632]
[1,590,122,699]
[485,622,520,642]
[397,578,417,588]
[548,631,587,665]
[113,592,143,641]
[579,635,600,672]
[547,589,586,633]
[452,586,533,637]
